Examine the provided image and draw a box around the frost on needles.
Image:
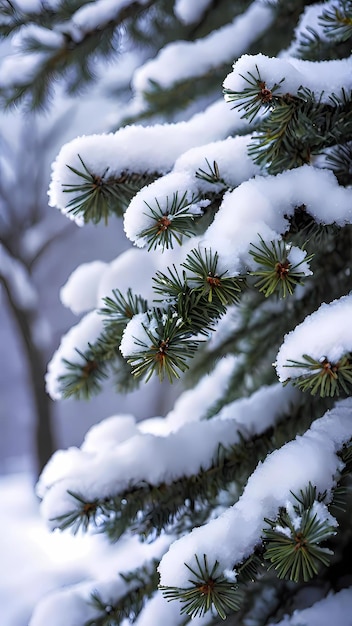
[5,0,351,624]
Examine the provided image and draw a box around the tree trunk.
[2,279,56,476]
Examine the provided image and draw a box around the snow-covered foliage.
[2,0,352,624]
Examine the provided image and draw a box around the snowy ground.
[0,473,91,625]
[0,472,168,626]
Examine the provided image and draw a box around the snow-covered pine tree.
[2,0,351,624]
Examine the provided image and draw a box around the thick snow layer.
[96,247,158,304]
[173,135,261,191]
[123,171,206,247]
[173,0,213,25]
[124,135,261,246]
[81,414,139,452]
[45,310,105,400]
[119,311,158,357]
[133,1,274,93]
[37,383,298,527]
[60,260,108,315]
[224,53,352,104]
[0,473,114,626]
[284,2,334,58]
[270,587,352,625]
[157,355,238,433]
[158,398,352,587]
[0,53,46,88]
[67,0,150,43]
[48,98,249,220]
[202,166,352,276]
[276,295,352,381]
[134,590,214,625]
[13,24,64,50]
[29,533,171,626]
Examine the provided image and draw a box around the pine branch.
[100,288,149,329]
[59,348,109,400]
[223,65,285,123]
[85,560,159,626]
[263,485,337,582]
[138,191,203,251]
[57,290,148,399]
[249,237,313,298]
[283,353,352,397]
[125,308,201,383]
[325,141,352,186]
[182,248,245,306]
[63,156,159,224]
[0,0,156,107]
[161,554,242,621]
[50,409,314,541]
[195,159,230,189]
[319,1,352,42]
[248,87,352,173]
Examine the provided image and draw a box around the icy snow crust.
[158,398,352,587]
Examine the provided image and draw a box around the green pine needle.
[100,288,148,325]
[283,353,352,397]
[195,159,229,189]
[139,191,203,251]
[223,65,285,123]
[264,511,335,582]
[263,484,336,582]
[86,560,159,626]
[161,554,242,620]
[126,310,200,383]
[52,491,103,534]
[249,236,313,298]
[182,248,245,305]
[319,1,352,42]
[63,155,157,224]
[59,348,109,400]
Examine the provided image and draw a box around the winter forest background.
[0,5,179,623]
[1,1,352,626]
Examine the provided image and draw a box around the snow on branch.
[59,248,158,316]
[45,310,105,400]
[275,294,352,396]
[133,0,275,95]
[173,0,213,25]
[29,535,170,626]
[48,99,249,223]
[124,136,261,247]
[268,587,352,626]
[123,172,208,249]
[202,165,352,277]
[66,0,151,43]
[158,398,352,588]
[284,1,336,57]
[133,589,214,625]
[60,260,108,315]
[224,52,352,105]
[37,382,298,529]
